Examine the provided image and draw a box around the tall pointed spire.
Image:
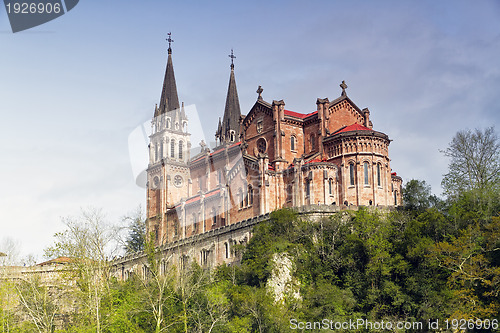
[156,33,180,117]
[218,49,241,144]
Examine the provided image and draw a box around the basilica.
[145,39,402,259]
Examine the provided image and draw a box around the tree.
[175,263,211,333]
[441,127,500,197]
[134,236,177,333]
[15,274,60,333]
[403,179,432,211]
[429,216,500,319]
[45,208,117,332]
[0,277,17,333]
[0,238,22,332]
[0,237,20,267]
[122,207,147,254]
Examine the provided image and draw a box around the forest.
[1,128,499,333]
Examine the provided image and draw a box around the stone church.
[145,40,402,267]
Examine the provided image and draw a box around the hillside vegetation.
[1,191,499,332]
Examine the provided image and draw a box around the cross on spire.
[340,80,348,96]
[228,49,236,69]
[256,85,263,100]
[167,32,174,54]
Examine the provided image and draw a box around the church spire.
[218,49,241,144]
[156,33,180,117]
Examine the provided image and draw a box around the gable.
[243,100,275,137]
[243,99,273,131]
[327,96,366,132]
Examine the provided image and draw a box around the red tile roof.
[284,110,317,119]
[333,123,372,134]
[304,158,328,164]
[192,142,242,163]
[37,256,72,266]
[184,196,201,205]
[179,188,221,207]
[205,188,221,198]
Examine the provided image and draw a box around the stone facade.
[144,44,403,270]
[113,205,348,279]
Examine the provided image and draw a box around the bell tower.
[146,33,190,244]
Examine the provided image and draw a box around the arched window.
[201,250,209,266]
[364,162,369,185]
[178,141,183,160]
[225,243,229,259]
[244,187,249,207]
[238,188,244,208]
[349,163,355,186]
[248,185,253,205]
[328,178,333,195]
[166,118,171,129]
[287,184,293,202]
[291,136,296,151]
[230,130,235,142]
[305,179,310,197]
[394,191,398,205]
[212,208,217,226]
[170,140,175,158]
[192,213,197,234]
[377,163,381,187]
[310,134,315,151]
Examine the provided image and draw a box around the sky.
[1,0,499,261]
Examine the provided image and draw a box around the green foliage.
[403,179,433,212]
[0,280,18,333]
[441,127,500,197]
[123,209,146,254]
[240,209,302,286]
[238,204,499,329]
[448,187,500,227]
[428,216,500,320]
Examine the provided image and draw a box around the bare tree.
[0,238,20,267]
[15,274,59,333]
[203,282,230,333]
[0,238,21,333]
[45,208,117,333]
[0,279,16,333]
[175,263,210,333]
[134,237,177,333]
[441,127,500,196]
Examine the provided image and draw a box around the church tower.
[215,49,242,145]
[147,34,191,244]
